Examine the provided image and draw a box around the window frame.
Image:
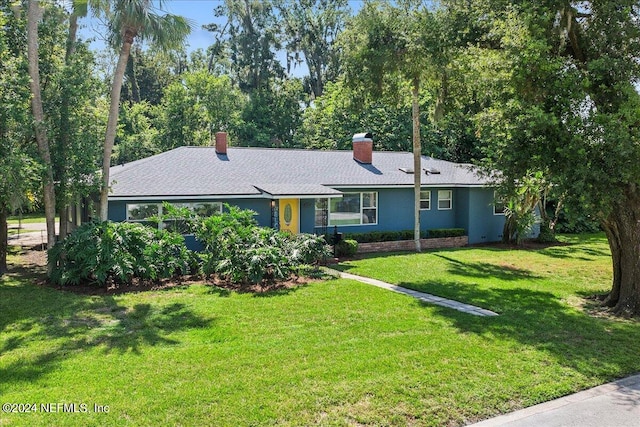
[437,190,453,210]
[126,202,223,231]
[316,192,379,227]
[493,192,506,215]
[420,190,431,210]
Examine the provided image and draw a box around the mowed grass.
[1,234,639,426]
[7,214,56,225]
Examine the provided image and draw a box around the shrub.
[335,239,359,257]
[192,205,331,284]
[427,228,465,238]
[344,228,465,243]
[49,221,194,286]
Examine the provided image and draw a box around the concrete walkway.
[7,222,56,247]
[335,270,498,317]
[467,374,640,427]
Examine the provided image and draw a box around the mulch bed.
[9,244,312,296]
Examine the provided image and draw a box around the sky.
[79,1,364,79]
[81,1,363,57]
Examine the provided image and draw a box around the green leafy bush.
[427,228,466,238]
[192,205,330,284]
[49,221,194,286]
[335,239,359,257]
[344,228,465,243]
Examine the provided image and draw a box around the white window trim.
[319,192,378,227]
[493,191,506,216]
[437,190,452,210]
[126,203,161,223]
[420,190,431,211]
[126,202,223,230]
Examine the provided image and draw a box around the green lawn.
[1,234,639,426]
[7,214,58,225]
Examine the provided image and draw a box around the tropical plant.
[49,221,194,286]
[186,204,329,284]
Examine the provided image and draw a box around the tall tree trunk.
[57,14,78,240]
[27,0,56,261]
[601,184,640,316]
[100,34,135,221]
[412,76,421,252]
[0,206,7,276]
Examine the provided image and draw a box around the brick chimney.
[215,131,227,155]
[352,132,373,164]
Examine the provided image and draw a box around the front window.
[316,192,378,226]
[127,203,160,227]
[420,190,431,210]
[494,192,506,215]
[315,198,328,227]
[438,190,452,210]
[126,202,223,231]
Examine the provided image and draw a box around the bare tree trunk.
[27,0,56,262]
[412,76,421,252]
[601,184,640,316]
[0,207,8,275]
[100,35,134,221]
[57,14,78,241]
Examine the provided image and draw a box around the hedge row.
[343,228,465,243]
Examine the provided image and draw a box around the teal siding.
[464,188,505,244]
[108,187,506,246]
[108,198,271,227]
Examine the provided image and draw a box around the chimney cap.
[352,132,373,142]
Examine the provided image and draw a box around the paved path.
[467,374,640,427]
[335,270,498,317]
[7,222,56,247]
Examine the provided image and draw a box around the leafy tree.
[445,1,640,315]
[120,46,183,106]
[112,101,160,164]
[236,78,305,147]
[276,0,350,98]
[50,9,105,238]
[0,4,38,273]
[205,0,283,93]
[340,2,448,251]
[155,71,244,151]
[98,0,190,221]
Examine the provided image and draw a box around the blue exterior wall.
[108,198,271,226]
[108,198,272,251]
[108,187,506,246]
[464,188,505,244]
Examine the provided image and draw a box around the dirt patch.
[49,275,313,296]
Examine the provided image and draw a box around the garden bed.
[356,235,468,253]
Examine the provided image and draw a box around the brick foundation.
[355,236,468,254]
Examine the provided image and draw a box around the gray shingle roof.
[109,147,490,198]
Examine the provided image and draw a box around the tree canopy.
[7,0,640,314]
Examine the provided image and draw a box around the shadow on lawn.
[0,273,214,392]
[432,254,541,281]
[400,279,640,379]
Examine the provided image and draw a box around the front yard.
[1,234,639,426]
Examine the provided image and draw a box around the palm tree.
[99,0,190,220]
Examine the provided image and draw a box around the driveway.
[8,222,57,247]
